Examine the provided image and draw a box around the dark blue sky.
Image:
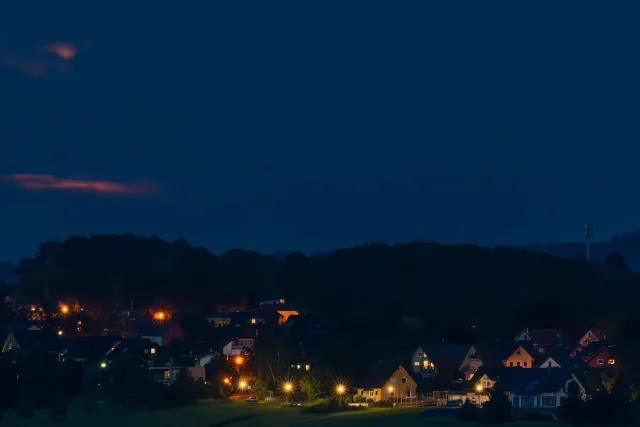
[1,1,639,259]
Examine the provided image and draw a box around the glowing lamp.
[388,386,393,392]
[284,382,293,392]
[239,381,247,389]
[476,384,483,392]
[336,385,345,394]
[100,362,107,369]
[235,356,244,365]
[60,305,69,314]
[223,378,230,384]
[57,330,63,336]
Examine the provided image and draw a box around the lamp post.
[475,384,483,405]
[336,384,346,405]
[283,382,294,403]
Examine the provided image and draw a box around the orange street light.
[476,384,483,393]
[239,381,247,389]
[284,382,293,392]
[235,356,244,365]
[388,386,394,392]
[336,385,345,394]
[153,311,166,321]
[60,305,69,315]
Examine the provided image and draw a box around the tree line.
[8,234,640,346]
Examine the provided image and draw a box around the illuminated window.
[150,348,156,354]
[608,359,615,365]
[163,370,171,380]
[251,318,256,324]
[305,365,310,371]
[423,360,429,368]
[414,361,419,366]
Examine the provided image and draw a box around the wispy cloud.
[3,41,82,77]
[4,174,156,195]
[44,42,77,60]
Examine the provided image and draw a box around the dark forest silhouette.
[2,234,638,341]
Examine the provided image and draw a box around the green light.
[100,362,107,369]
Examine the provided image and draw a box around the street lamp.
[336,385,345,394]
[283,381,294,402]
[475,384,483,393]
[239,381,247,390]
[235,356,244,366]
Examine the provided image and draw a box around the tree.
[172,367,196,405]
[485,391,511,423]
[299,375,322,403]
[252,378,267,400]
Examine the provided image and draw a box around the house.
[137,321,185,347]
[222,336,255,356]
[474,341,520,369]
[516,328,572,355]
[205,311,266,328]
[2,329,65,357]
[538,346,588,370]
[495,367,586,409]
[575,341,615,368]
[106,337,157,361]
[472,366,505,390]
[577,325,606,348]
[504,344,535,368]
[63,336,122,362]
[148,356,206,385]
[411,343,476,379]
[355,362,417,402]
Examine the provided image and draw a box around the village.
[0,292,618,420]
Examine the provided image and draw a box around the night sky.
[2,1,640,259]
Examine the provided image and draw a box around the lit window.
[163,370,171,380]
[251,318,256,324]
[297,365,301,369]
[305,365,310,371]
[608,359,616,365]
[423,360,429,368]
[414,361,419,366]
[150,348,156,354]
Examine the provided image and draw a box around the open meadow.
[0,401,566,427]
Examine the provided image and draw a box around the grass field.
[0,400,560,427]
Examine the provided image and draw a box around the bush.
[559,381,634,424]
[352,394,364,403]
[366,398,375,404]
[459,399,479,421]
[484,392,511,423]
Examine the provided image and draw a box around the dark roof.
[65,336,121,360]
[11,330,65,352]
[471,366,507,383]
[419,343,472,369]
[108,338,155,359]
[526,329,572,347]
[577,341,614,360]
[495,367,576,395]
[135,319,169,336]
[355,360,406,389]
[474,340,518,367]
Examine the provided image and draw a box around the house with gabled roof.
[495,367,586,409]
[504,344,535,368]
[2,329,65,358]
[574,341,615,368]
[411,343,476,380]
[516,328,572,356]
[355,361,417,402]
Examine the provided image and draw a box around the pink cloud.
[5,174,156,195]
[45,42,77,60]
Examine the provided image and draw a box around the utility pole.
[584,222,594,261]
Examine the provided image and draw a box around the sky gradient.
[2,1,640,259]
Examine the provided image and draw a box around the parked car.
[246,397,258,403]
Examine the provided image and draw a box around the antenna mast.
[584,222,594,260]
